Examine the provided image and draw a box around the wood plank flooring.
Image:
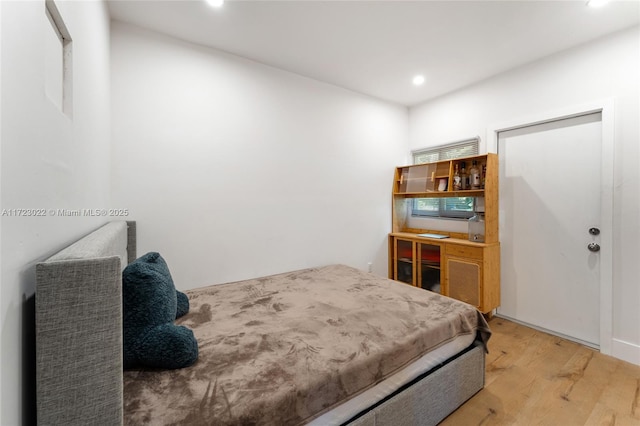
[440,317,640,425]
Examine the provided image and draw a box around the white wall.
[0,1,112,424]
[111,22,408,290]
[5,6,633,423]
[409,26,640,364]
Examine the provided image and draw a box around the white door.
[497,112,603,347]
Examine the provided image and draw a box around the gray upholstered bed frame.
[35,221,484,426]
[36,221,135,426]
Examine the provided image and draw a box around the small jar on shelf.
[468,213,485,242]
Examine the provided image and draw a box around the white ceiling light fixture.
[586,0,610,8]
[206,0,224,8]
[412,75,425,86]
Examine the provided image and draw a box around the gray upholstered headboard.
[35,221,135,426]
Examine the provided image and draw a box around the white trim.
[495,313,599,350]
[611,338,640,366]
[487,98,615,357]
[599,100,615,357]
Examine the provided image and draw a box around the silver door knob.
[589,227,600,236]
[588,243,600,252]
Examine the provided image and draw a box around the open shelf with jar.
[389,153,500,314]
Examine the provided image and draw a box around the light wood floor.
[440,317,640,426]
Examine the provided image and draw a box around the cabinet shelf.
[392,153,498,244]
[394,154,491,196]
[421,264,441,270]
[393,189,485,198]
[389,153,500,313]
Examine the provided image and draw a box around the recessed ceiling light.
[206,0,224,7]
[413,75,425,86]
[586,0,610,8]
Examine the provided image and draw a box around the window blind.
[412,138,479,164]
[411,138,479,219]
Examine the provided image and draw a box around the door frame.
[486,99,614,356]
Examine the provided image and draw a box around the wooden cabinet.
[393,238,415,285]
[444,241,500,312]
[389,153,500,313]
[389,233,499,313]
[391,237,443,293]
[392,154,499,244]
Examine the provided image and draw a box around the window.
[45,0,73,117]
[412,138,479,219]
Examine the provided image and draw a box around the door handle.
[587,243,600,252]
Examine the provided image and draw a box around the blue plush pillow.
[176,290,190,319]
[123,252,198,369]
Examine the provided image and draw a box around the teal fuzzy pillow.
[123,252,198,369]
[176,290,189,319]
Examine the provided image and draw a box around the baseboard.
[611,338,640,366]
[495,314,640,367]
[494,313,598,350]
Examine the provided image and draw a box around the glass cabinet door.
[396,164,439,193]
[394,239,415,285]
[418,243,441,293]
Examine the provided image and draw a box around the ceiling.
[107,0,640,107]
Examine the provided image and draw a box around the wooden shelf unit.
[389,153,500,313]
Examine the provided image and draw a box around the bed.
[36,221,491,426]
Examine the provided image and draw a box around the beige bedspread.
[124,264,490,425]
